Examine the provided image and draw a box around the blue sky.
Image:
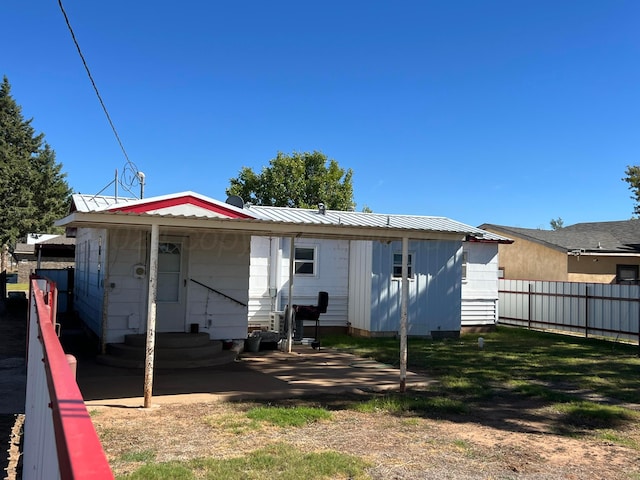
[4,1,640,228]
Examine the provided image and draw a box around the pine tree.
[0,76,72,247]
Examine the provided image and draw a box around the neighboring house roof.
[12,235,75,261]
[480,221,640,254]
[60,192,509,243]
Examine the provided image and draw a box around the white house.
[57,191,509,352]
[247,225,510,338]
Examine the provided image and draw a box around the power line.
[57,0,133,167]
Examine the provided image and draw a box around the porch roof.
[58,192,508,243]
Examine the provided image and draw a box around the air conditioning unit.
[269,311,285,333]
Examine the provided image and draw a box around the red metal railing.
[24,277,113,479]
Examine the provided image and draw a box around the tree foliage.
[549,217,564,230]
[0,76,72,247]
[226,151,355,210]
[623,165,640,217]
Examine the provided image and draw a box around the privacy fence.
[24,277,113,479]
[499,279,640,346]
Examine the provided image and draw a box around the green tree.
[549,217,564,230]
[0,76,72,247]
[623,165,640,217]
[227,151,355,210]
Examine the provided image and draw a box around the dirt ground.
[0,297,27,480]
[92,382,640,479]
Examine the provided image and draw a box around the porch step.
[97,333,236,369]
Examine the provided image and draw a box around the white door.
[156,237,188,332]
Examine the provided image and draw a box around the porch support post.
[399,236,409,393]
[286,236,295,353]
[143,223,160,408]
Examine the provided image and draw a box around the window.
[157,242,182,302]
[461,250,469,281]
[294,246,316,276]
[616,264,639,285]
[392,252,413,279]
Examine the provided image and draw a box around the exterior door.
[156,237,188,332]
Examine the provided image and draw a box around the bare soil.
[92,388,640,479]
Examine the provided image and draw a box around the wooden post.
[399,237,409,393]
[143,224,159,408]
[286,236,295,353]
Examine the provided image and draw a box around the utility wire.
[57,0,133,167]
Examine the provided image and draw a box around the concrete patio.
[76,344,434,408]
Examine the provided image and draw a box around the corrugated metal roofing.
[248,205,509,241]
[71,194,137,213]
[69,193,510,242]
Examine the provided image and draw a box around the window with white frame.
[461,250,469,281]
[294,246,316,276]
[392,252,413,279]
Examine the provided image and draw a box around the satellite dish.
[226,195,244,209]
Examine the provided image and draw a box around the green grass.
[119,450,157,463]
[322,327,640,404]
[245,405,332,427]
[117,443,370,480]
[352,393,467,415]
[5,282,28,291]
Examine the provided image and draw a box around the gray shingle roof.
[480,220,640,253]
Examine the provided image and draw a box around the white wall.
[248,237,350,330]
[186,231,251,339]
[461,242,500,326]
[348,240,372,332]
[98,229,251,343]
[103,230,149,343]
[73,227,107,338]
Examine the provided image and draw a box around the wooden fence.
[499,279,640,346]
[23,277,113,479]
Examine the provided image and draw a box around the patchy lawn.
[92,328,640,479]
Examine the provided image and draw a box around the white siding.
[73,227,107,338]
[102,230,251,343]
[278,238,350,329]
[461,242,500,326]
[248,237,279,327]
[103,230,149,343]
[186,231,251,339]
[348,240,373,332]
[249,237,350,330]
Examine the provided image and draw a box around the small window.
[616,264,639,285]
[461,251,469,280]
[392,252,413,279]
[294,246,316,276]
[498,267,505,279]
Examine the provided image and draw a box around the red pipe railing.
[28,277,113,479]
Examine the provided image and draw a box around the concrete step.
[124,332,211,349]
